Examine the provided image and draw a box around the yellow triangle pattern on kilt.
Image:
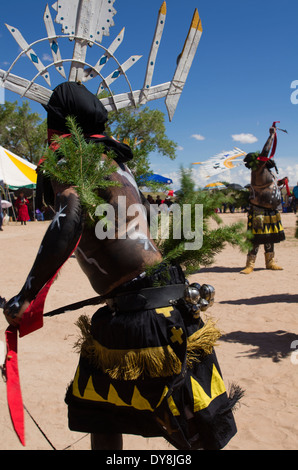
[72,367,156,411]
[191,364,226,412]
[71,362,226,416]
[247,206,285,244]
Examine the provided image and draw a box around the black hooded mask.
[37,82,133,209]
[43,81,108,134]
[244,152,278,173]
[43,81,133,162]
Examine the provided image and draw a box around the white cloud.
[162,171,182,190]
[232,133,258,144]
[191,134,205,141]
[42,53,52,62]
[279,164,298,187]
[177,145,184,151]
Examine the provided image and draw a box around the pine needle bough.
[40,116,120,221]
[150,168,252,276]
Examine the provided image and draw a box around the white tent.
[0,146,37,190]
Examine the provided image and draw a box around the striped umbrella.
[204,182,225,190]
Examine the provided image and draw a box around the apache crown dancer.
[3,81,240,451]
[240,124,287,275]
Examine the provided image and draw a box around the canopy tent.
[0,146,37,190]
[204,182,225,190]
[139,173,173,185]
[225,183,244,191]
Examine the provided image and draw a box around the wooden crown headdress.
[0,0,202,121]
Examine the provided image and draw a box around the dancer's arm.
[260,126,276,157]
[4,184,83,327]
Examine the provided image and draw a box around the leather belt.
[106,284,186,313]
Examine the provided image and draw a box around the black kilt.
[65,266,238,450]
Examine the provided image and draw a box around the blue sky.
[1,0,298,189]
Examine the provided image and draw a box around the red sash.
[258,121,280,162]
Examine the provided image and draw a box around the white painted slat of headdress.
[140,1,167,104]
[68,40,88,82]
[78,0,116,42]
[0,69,52,105]
[43,5,66,79]
[97,55,142,93]
[54,0,87,82]
[5,24,52,87]
[100,81,171,112]
[67,0,117,82]
[53,0,116,42]
[174,10,202,84]
[165,9,202,121]
[83,27,125,82]
[52,0,79,36]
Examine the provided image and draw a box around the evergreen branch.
[148,168,251,277]
[40,116,120,221]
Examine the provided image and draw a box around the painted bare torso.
[70,161,161,295]
[249,162,282,209]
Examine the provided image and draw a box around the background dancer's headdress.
[0,0,203,121]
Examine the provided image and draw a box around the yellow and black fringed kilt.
[65,265,238,450]
[248,205,285,245]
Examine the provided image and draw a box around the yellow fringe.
[74,315,182,380]
[186,318,222,368]
[74,315,221,380]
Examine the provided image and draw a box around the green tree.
[104,103,177,184]
[0,101,47,164]
[152,168,251,275]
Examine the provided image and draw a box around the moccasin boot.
[240,254,256,274]
[265,252,283,270]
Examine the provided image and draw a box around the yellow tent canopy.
[0,146,37,190]
[204,182,225,189]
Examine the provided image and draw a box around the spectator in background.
[155,195,162,205]
[35,208,45,221]
[15,191,30,225]
[146,194,155,204]
[293,182,298,213]
[164,196,173,208]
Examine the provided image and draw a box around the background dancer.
[241,125,287,274]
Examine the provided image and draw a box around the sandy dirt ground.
[0,212,297,451]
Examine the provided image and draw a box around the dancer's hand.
[269,126,276,135]
[3,296,30,328]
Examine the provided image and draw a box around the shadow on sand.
[220,329,298,362]
[219,293,298,306]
